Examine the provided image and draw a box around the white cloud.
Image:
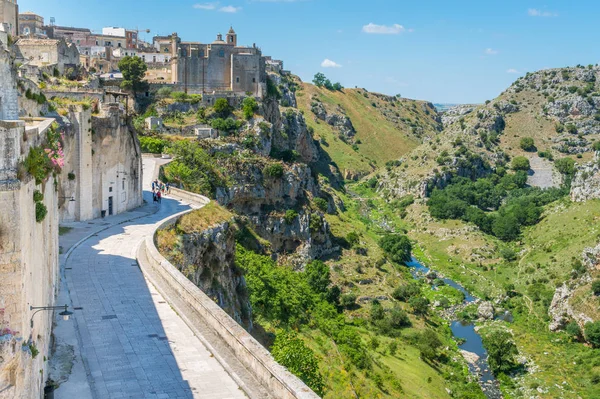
[219,5,241,12]
[484,48,499,55]
[362,23,406,35]
[321,58,341,68]
[193,2,219,9]
[528,8,558,17]
[506,68,519,74]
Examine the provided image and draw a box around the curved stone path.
[55,158,249,399]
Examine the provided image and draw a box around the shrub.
[555,123,565,133]
[284,209,298,224]
[482,329,518,373]
[33,190,44,203]
[593,141,600,152]
[213,98,231,117]
[392,283,421,302]
[409,296,430,316]
[263,163,284,178]
[566,123,578,134]
[346,231,360,247]
[340,293,357,308]
[139,136,168,154]
[67,172,76,181]
[156,86,173,98]
[313,197,328,212]
[388,305,411,328]
[555,157,575,175]
[511,156,530,171]
[379,234,412,264]
[417,329,443,361]
[271,331,324,396]
[242,97,258,119]
[592,280,600,296]
[584,321,600,348]
[35,202,47,223]
[566,321,582,340]
[519,137,535,151]
[499,246,517,261]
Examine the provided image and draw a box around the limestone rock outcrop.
[310,101,356,139]
[172,221,253,330]
[570,152,600,202]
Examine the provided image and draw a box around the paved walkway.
[54,158,248,399]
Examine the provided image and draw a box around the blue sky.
[18,0,600,103]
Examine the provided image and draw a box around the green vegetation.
[481,329,518,374]
[271,331,324,396]
[35,202,47,223]
[118,56,148,96]
[139,136,169,153]
[511,156,530,171]
[427,169,567,241]
[585,322,600,348]
[242,97,259,119]
[263,163,284,178]
[162,140,228,196]
[312,73,343,91]
[379,234,412,264]
[519,137,536,151]
[213,98,232,117]
[284,209,298,224]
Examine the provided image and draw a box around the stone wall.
[138,196,320,399]
[58,104,143,222]
[0,119,60,398]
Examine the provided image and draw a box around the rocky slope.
[380,65,600,199]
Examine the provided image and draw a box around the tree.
[370,300,385,322]
[483,330,517,374]
[566,321,582,341]
[418,329,443,361]
[271,331,325,396]
[511,156,530,171]
[409,296,430,316]
[118,56,148,96]
[585,321,600,348]
[555,157,575,175]
[388,305,411,328]
[242,97,258,119]
[304,260,330,296]
[340,293,357,308]
[392,283,421,302]
[313,72,326,87]
[213,98,232,117]
[519,137,536,152]
[379,234,412,264]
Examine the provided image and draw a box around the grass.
[296,83,439,177]
[175,201,233,234]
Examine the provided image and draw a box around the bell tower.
[226,26,237,46]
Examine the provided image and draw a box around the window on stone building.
[252,78,256,83]
[236,77,239,83]
[122,180,125,190]
[118,43,121,48]
[219,49,224,57]
[164,48,169,53]
[200,50,204,57]
[109,187,113,192]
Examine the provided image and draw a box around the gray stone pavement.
[53,158,247,399]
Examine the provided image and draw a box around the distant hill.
[295,80,442,179]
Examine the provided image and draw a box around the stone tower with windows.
[226,26,237,46]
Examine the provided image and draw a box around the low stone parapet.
[137,195,320,399]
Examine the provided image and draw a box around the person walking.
[166,182,170,194]
[152,181,155,191]
[157,190,162,204]
[153,190,157,203]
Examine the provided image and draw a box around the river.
[405,258,503,399]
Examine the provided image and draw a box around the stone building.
[18,11,44,37]
[147,28,266,96]
[14,37,80,74]
[145,116,163,131]
[58,103,143,222]
[45,25,95,47]
[0,35,60,399]
[0,0,18,36]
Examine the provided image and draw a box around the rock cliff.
[570,152,600,201]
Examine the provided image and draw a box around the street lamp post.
[30,304,73,328]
